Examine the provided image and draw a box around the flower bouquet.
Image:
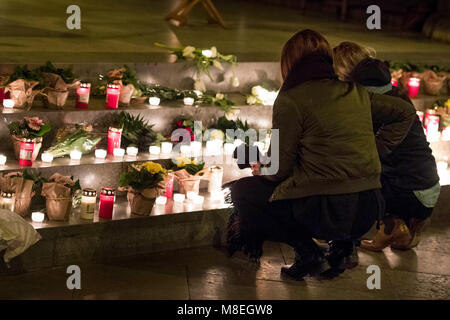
[8,116,51,161]
[44,123,101,158]
[41,173,81,221]
[98,65,139,106]
[170,117,196,143]
[172,157,207,195]
[119,161,168,215]
[0,170,40,217]
[4,65,42,110]
[155,43,238,92]
[246,85,279,106]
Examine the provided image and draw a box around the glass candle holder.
[70,149,82,160]
[208,166,223,194]
[80,188,97,220]
[149,97,160,106]
[149,146,161,155]
[31,211,45,222]
[126,146,138,156]
[0,192,16,212]
[76,83,91,109]
[190,141,202,156]
[183,97,194,106]
[19,139,34,166]
[408,78,420,98]
[98,187,115,219]
[108,127,122,154]
[424,109,436,130]
[155,196,167,205]
[164,173,175,198]
[95,149,107,159]
[113,148,125,157]
[426,115,440,141]
[173,193,185,203]
[105,84,120,109]
[3,99,14,108]
[41,152,53,163]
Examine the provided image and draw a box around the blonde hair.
[281,29,332,81]
[332,42,376,81]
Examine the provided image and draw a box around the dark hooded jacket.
[351,58,439,191]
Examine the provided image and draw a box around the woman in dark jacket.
[227,30,416,280]
[333,42,440,252]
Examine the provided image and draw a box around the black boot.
[321,240,358,279]
[281,240,331,281]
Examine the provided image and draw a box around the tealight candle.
[126,146,138,156]
[149,146,161,155]
[149,96,160,106]
[113,148,125,157]
[206,140,222,156]
[192,195,204,205]
[155,196,167,205]
[31,211,45,223]
[3,99,14,108]
[70,150,82,160]
[161,142,173,154]
[408,77,420,98]
[173,193,185,203]
[95,149,107,159]
[208,166,223,194]
[183,97,195,106]
[0,155,6,165]
[0,192,15,212]
[224,143,236,155]
[41,152,53,163]
[187,191,198,200]
[190,141,202,155]
[180,144,191,156]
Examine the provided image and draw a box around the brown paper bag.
[422,70,446,96]
[0,172,35,217]
[41,180,72,221]
[127,187,158,216]
[5,79,40,109]
[174,168,208,195]
[42,73,79,109]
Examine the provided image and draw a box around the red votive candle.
[105,84,120,109]
[408,77,420,98]
[76,83,91,109]
[423,109,436,130]
[19,139,34,166]
[164,174,175,198]
[98,187,115,219]
[107,127,122,154]
[391,80,398,87]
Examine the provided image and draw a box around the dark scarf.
[281,53,338,92]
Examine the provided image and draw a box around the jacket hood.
[350,58,391,87]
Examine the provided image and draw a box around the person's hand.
[250,161,261,176]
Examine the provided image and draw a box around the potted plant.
[172,157,207,195]
[119,161,168,215]
[4,65,41,110]
[41,173,81,221]
[8,116,51,161]
[99,65,139,106]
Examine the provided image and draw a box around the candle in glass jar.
[183,97,195,106]
[208,166,223,194]
[98,187,115,219]
[149,97,160,106]
[408,78,420,98]
[95,149,107,159]
[107,127,122,154]
[423,109,436,129]
[19,139,34,166]
[0,192,15,212]
[206,140,222,156]
[161,142,173,154]
[155,196,167,205]
[0,155,6,165]
[164,173,175,198]
[105,84,120,109]
[80,188,96,220]
[31,211,45,223]
[190,141,202,156]
[426,115,440,141]
[126,146,138,156]
[173,193,185,203]
[187,191,198,200]
[113,148,125,157]
[76,83,91,109]
[70,149,82,160]
[3,99,14,109]
[192,195,204,205]
[149,145,161,155]
[41,152,53,163]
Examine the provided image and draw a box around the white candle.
[173,193,185,203]
[161,142,173,154]
[31,211,45,222]
[149,146,161,155]
[0,155,6,165]
[126,146,138,156]
[224,143,236,155]
[192,195,204,205]
[233,139,244,146]
[3,99,14,108]
[41,152,53,163]
[206,140,222,155]
[95,149,107,159]
[113,148,125,157]
[155,196,167,205]
[187,191,198,200]
[183,97,195,106]
[190,141,202,155]
[149,97,160,106]
[180,144,191,156]
[70,150,82,160]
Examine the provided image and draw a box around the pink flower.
[24,117,43,131]
[176,121,183,127]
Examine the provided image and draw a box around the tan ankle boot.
[391,218,426,250]
[389,218,413,250]
[361,223,393,252]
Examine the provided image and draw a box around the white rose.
[212,60,223,70]
[251,85,264,96]
[210,46,218,58]
[210,129,225,141]
[230,76,240,87]
[215,93,224,100]
[194,90,203,97]
[194,79,206,92]
[182,46,195,59]
[202,49,213,58]
[246,95,257,105]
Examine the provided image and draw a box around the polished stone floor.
[0,220,449,300]
[0,0,449,65]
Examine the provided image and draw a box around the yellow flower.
[176,157,191,167]
[140,161,166,174]
[445,99,450,110]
